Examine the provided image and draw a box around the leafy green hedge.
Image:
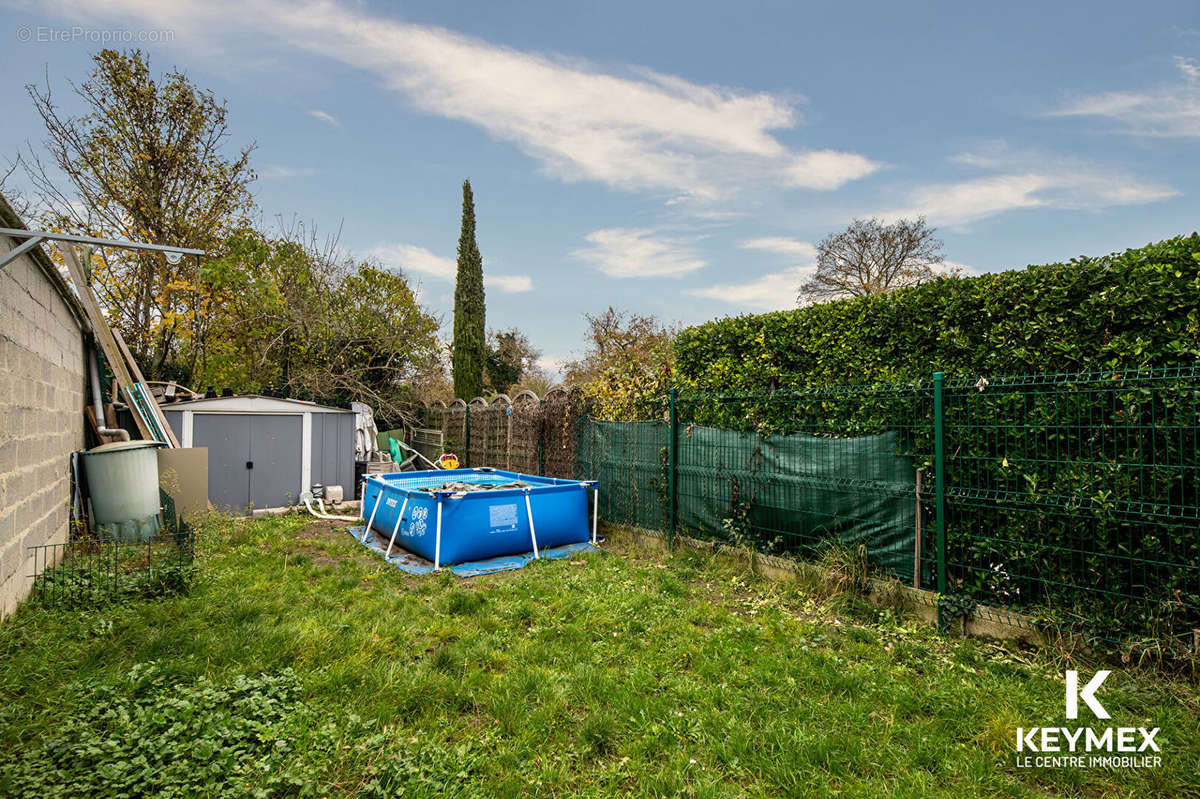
[675,235,1200,389]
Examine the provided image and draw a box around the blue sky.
[2,1,1198,375]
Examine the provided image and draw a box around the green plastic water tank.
[81,440,165,543]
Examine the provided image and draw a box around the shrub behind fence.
[575,366,1200,648]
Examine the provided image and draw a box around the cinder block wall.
[0,235,87,617]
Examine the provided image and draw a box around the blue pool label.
[489,503,518,533]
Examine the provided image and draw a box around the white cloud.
[38,0,879,201]
[369,243,532,293]
[571,228,706,278]
[373,243,455,280]
[1048,55,1200,137]
[488,274,533,293]
[879,146,1176,228]
[688,265,815,311]
[739,237,818,260]
[258,164,318,179]
[937,260,978,277]
[785,150,880,190]
[536,355,567,380]
[1174,55,1200,82]
[307,109,342,127]
[688,255,975,312]
[692,237,820,310]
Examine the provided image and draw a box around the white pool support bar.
[384,496,409,560]
[433,498,443,571]
[592,486,599,545]
[362,477,384,542]
[524,490,540,559]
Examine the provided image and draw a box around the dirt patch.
[293,519,376,567]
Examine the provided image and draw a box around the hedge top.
[675,234,1200,391]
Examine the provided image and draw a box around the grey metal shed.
[163,396,354,513]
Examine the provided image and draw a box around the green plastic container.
[81,440,164,542]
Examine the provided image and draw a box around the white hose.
[301,491,360,522]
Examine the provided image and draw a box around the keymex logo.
[1065,669,1109,719]
[1014,670,1162,769]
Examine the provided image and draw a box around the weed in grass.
[579,709,619,756]
[446,590,487,616]
[815,542,871,597]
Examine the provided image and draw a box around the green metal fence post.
[932,371,948,628]
[668,387,678,550]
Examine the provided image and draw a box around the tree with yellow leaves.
[24,48,255,382]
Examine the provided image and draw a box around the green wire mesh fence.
[28,491,196,608]
[576,366,1200,648]
[939,367,1200,647]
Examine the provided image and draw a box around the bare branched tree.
[798,217,945,303]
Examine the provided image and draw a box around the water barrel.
[81,440,165,543]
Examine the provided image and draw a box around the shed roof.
[161,395,353,414]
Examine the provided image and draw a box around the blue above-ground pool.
[358,468,598,569]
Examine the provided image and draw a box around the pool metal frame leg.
[384,497,409,560]
[524,490,540,559]
[591,486,599,545]
[361,477,383,542]
[434,498,444,571]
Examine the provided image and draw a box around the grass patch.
[0,514,1196,797]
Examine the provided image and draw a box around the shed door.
[193,414,251,512]
[248,414,303,510]
[310,413,355,495]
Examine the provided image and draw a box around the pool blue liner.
[358,468,598,568]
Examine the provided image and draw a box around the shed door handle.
[246,460,254,469]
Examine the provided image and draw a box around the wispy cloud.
[369,243,533,293]
[258,164,318,179]
[488,274,533,293]
[688,266,813,311]
[38,0,879,202]
[1048,55,1200,137]
[739,237,818,260]
[938,260,978,277]
[307,109,342,127]
[1175,55,1200,82]
[691,237,818,309]
[373,244,455,280]
[536,355,567,380]
[878,145,1176,228]
[688,254,976,311]
[571,228,706,278]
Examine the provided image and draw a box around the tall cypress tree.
[452,179,486,399]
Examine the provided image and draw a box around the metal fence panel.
[575,367,1200,646]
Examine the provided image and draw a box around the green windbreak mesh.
[577,419,670,534]
[578,419,919,582]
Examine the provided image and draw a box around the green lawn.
[0,514,1196,798]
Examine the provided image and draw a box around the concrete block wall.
[0,238,87,617]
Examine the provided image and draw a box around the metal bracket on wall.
[0,227,205,262]
[0,234,46,269]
